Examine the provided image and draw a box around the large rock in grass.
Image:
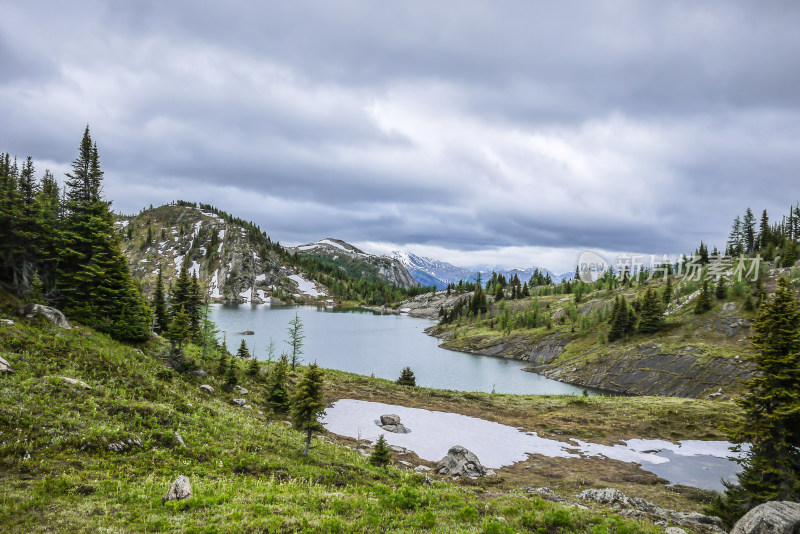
[731,501,800,534]
[436,445,487,477]
[0,356,13,374]
[18,304,70,328]
[162,475,192,504]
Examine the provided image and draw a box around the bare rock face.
[435,445,487,477]
[19,304,70,328]
[0,355,13,374]
[730,501,800,534]
[162,475,192,504]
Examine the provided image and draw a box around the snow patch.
[255,274,267,282]
[288,274,322,297]
[322,400,745,470]
[173,255,184,271]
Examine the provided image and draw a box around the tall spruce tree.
[713,277,800,524]
[290,362,326,457]
[57,127,151,340]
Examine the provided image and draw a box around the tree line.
[1,127,151,341]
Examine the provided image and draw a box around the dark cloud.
[1,1,799,270]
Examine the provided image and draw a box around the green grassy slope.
[0,310,668,532]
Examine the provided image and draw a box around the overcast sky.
[2,1,799,271]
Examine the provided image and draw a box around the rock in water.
[162,475,192,504]
[0,356,13,374]
[380,414,401,426]
[18,304,70,328]
[731,501,800,534]
[435,445,487,477]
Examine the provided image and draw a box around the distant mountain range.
[387,250,573,289]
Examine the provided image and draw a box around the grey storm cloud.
[2,1,800,269]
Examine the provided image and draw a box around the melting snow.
[288,274,322,297]
[209,271,221,299]
[322,400,745,471]
[173,255,184,271]
[255,274,267,282]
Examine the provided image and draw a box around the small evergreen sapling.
[290,362,326,457]
[236,339,250,359]
[369,434,393,467]
[396,366,416,386]
[266,354,290,414]
[694,280,712,314]
[224,357,238,392]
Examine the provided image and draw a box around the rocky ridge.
[118,204,329,304]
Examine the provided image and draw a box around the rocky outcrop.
[534,342,757,398]
[18,304,70,328]
[372,291,472,320]
[435,446,492,477]
[108,436,143,453]
[528,333,571,365]
[0,356,13,374]
[118,204,300,304]
[730,501,800,534]
[162,475,192,504]
[579,488,725,533]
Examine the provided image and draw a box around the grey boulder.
[231,398,247,406]
[199,384,214,394]
[731,501,800,534]
[0,355,13,374]
[18,304,70,328]
[435,445,487,477]
[380,414,401,425]
[162,475,192,504]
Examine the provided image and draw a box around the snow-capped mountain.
[288,238,416,288]
[388,251,572,289]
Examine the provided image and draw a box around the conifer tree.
[217,351,229,376]
[266,354,290,414]
[396,366,416,386]
[638,288,664,333]
[236,339,250,359]
[713,277,800,524]
[166,305,192,354]
[715,276,727,300]
[694,280,712,314]
[224,357,238,392]
[153,266,168,334]
[369,434,393,467]
[247,353,260,376]
[663,276,673,306]
[286,313,305,370]
[57,127,151,340]
[290,362,326,457]
[743,207,756,254]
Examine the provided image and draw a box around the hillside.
[288,238,416,288]
[118,203,329,305]
[0,295,730,532]
[422,262,800,399]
